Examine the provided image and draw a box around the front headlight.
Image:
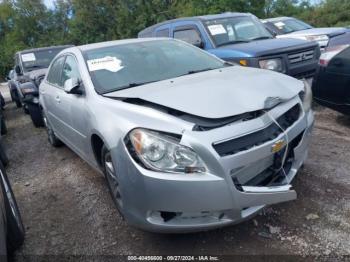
[305,34,329,47]
[299,80,313,112]
[259,58,283,72]
[126,128,207,174]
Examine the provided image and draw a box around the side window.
[155,28,170,37]
[62,55,81,85]
[174,28,202,46]
[47,56,66,87]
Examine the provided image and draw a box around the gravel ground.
[1,84,349,260]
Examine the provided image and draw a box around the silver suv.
[40,38,314,233]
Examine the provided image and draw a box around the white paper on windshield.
[208,24,227,35]
[21,53,36,62]
[87,56,124,73]
[274,21,285,29]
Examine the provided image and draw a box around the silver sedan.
[39,38,314,233]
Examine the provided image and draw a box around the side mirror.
[15,65,22,75]
[5,76,10,81]
[64,77,83,95]
[193,39,204,49]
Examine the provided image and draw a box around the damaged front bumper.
[113,97,314,233]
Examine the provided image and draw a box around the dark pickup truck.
[139,12,321,80]
[12,45,72,126]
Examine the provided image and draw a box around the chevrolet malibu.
[39,39,314,233]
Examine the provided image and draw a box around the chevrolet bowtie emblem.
[272,139,285,153]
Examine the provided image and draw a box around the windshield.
[204,16,273,47]
[84,40,226,94]
[21,48,66,72]
[272,19,313,34]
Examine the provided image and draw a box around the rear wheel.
[43,113,62,147]
[0,162,24,253]
[27,104,44,128]
[102,146,124,216]
[1,117,7,135]
[0,139,9,167]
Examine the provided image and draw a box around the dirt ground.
[1,84,349,260]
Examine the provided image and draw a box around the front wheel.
[0,162,24,253]
[43,113,62,147]
[101,146,124,216]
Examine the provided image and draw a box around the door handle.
[55,96,61,103]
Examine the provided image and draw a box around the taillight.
[319,45,349,66]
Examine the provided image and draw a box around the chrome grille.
[288,49,315,64]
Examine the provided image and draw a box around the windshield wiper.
[216,40,250,47]
[27,65,45,71]
[249,36,272,41]
[187,68,216,74]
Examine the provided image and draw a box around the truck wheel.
[43,113,63,147]
[1,117,7,135]
[0,162,25,253]
[15,99,22,108]
[0,139,9,167]
[27,104,44,128]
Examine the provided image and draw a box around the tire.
[23,106,29,114]
[0,94,5,110]
[101,145,124,217]
[1,117,7,135]
[0,162,25,253]
[15,99,22,108]
[0,139,9,167]
[43,113,62,147]
[27,104,44,128]
[10,90,15,102]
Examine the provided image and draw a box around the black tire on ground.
[0,161,25,253]
[0,139,9,167]
[23,106,29,114]
[101,145,124,218]
[14,99,22,108]
[1,117,7,135]
[10,90,15,102]
[43,114,63,147]
[0,94,5,110]
[27,104,44,128]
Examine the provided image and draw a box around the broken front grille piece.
[213,104,301,157]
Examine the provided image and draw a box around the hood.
[105,66,303,119]
[283,27,347,38]
[24,68,47,81]
[216,38,317,57]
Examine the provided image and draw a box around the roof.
[17,45,74,55]
[138,12,251,36]
[77,38,169,52]
[262,17,292,23]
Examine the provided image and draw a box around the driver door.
[58,55,89,157]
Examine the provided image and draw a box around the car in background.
[312,45,350,115]
[0,133,24,259]
[13,45,73,127]
[262,17,350,50]
[5,70,19,106]
[139,12,321,80]
[0,162,24,260]
[40,39,314,233]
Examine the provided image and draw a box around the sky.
[44,0,55,9]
